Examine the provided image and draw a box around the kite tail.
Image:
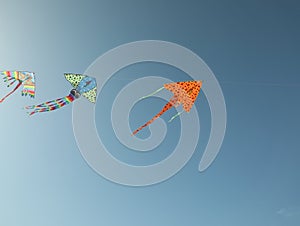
[0,80,22,103]
[2,71,17,82]
[22,84,35,98]
[0,71,23,103]
[25,94,75,116]
[132,99,175,135]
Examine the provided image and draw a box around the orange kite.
[132,80,203,135]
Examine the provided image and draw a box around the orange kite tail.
[132,98,176,135]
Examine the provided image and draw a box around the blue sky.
[0,0,299,225]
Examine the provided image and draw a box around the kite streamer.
[25,93,75,115]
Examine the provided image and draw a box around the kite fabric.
[25,73,97,115]
[132,80,202,135]
[0,70,35,103]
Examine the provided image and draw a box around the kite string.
[110,77,300,87]
[168,110,184,123]
[139,87,164,100]
[204,79,300,87]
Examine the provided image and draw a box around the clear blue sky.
[0,0,299,225]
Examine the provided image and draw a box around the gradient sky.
[0,0,299,225]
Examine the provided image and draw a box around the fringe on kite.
[25,93,75,116]
[2,71,18,85]
[22,84,35,98]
